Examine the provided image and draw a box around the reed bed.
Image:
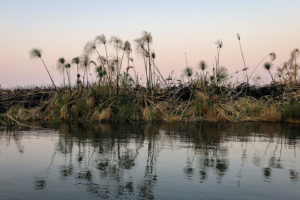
[1,81,300,126]
[1,32,300,126]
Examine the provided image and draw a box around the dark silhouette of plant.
[216,66,228,83]
[290,48,299,84]
[64,63,71,90]
[249,52,276,80]
[185,52,188,67]
[95,35,108,66]
[129,58,137,83]
[134,37,149,88]
[108,58,117,79]
[72,57,81,86]
[119,41,131,76]
[110,36,123,95]
[29,48,57,90]
[198,60,208,89]
[57,57,66,88]
[123,42,133,85]
[183,67,193,82]
[95,66,107,86]
[198,60,208,78]
[142,31,153,88]
[215,39,223,76]
[80,54,91,88]
[151,52,156,88]
[95,35,111,82]
[237,33,249,83]
[264,62,274,82]
[150,54,167,88]
[84,41,105,67]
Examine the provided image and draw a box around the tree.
[29,48,57,90]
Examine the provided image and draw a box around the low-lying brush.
[1,83,300,125]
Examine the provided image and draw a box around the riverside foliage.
[1,32,300,125]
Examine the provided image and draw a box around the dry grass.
[259,105,282,122]
[162,114,180,123]
[206,107,217,120]
[85,97,95,111]
[213,95,220,105]
[5,105,43,121]
[143,107,152,121]
[197,92,208,101]
[219,109,226,124]
[59,106,68,120]
[91,110,103,121]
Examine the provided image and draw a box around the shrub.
[282,99,300,120]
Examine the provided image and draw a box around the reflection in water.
[34,175,47,190]
[263,167,272,182]
[0,122,300,199]
[290,169,299,182]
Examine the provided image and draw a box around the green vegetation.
[1,32,300,126]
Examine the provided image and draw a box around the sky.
[0,0,300,87]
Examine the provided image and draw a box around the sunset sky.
[1,0,300,87]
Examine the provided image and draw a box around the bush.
[282,99,300,120]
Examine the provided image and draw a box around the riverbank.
[1,83,300,126]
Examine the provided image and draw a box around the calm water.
[0,123,299,200]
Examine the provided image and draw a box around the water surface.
[0,123,299,199]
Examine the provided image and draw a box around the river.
[0,122,299,199]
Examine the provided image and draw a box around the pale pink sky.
[1,0,300,87]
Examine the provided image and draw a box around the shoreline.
[1,83,300,126]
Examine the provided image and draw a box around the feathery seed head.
[264,62,272,71]
[84,41,97,55]
[95,34,106,45]
[72,57,80,65]
[269,52,276,61]
[183,67,193,77]
[198,60,207,71]
[29,48,43,61]
[151,52,156,59]
[215,39,223,48]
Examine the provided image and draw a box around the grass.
[282,99,300,121]
[1,32,300,125]
[2,78,300,125]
